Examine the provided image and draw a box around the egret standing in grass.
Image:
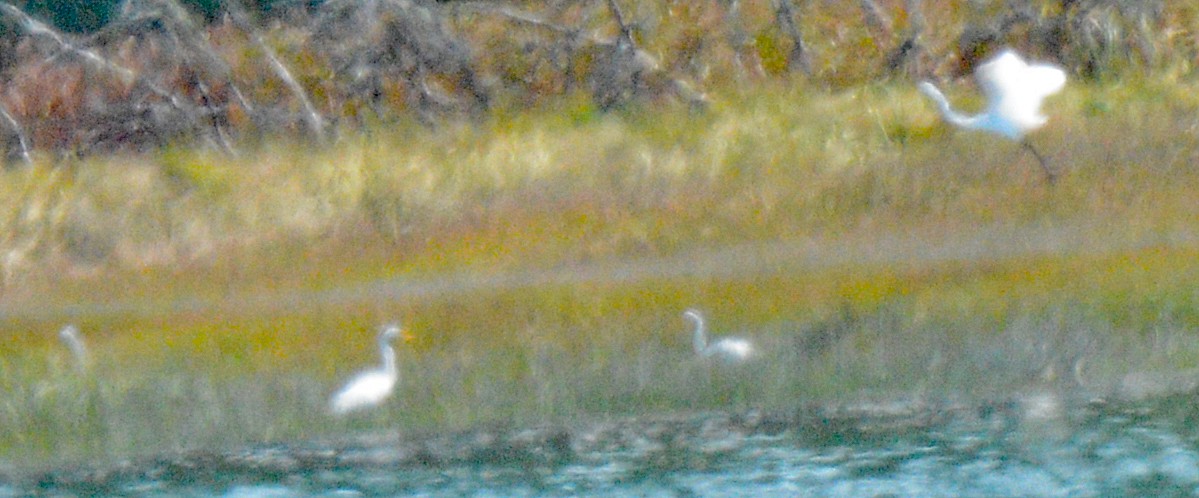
[329,323,410,415]
[684,309,754,363]
[918,49,1066,182]
[58,324,88,372]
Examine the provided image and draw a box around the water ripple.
[9,394,1199,497]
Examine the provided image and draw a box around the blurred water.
[8,394,1199,497]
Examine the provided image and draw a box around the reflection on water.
[7,393,1199,497]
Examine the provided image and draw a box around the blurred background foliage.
[0,0,1193,160]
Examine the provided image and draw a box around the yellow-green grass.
[2,77,1198,468]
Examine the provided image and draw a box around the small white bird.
[329,323,410,416]
[684,309,754,363]
[918,49,1066,181]
[57,324,88,372]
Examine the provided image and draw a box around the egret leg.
[1021,140,1056,184]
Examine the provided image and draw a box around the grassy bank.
[1,77,1198,467]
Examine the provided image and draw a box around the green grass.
[2,78,1199,468]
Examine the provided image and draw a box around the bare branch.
[119,0,256,116]
[465,3,707,110]
[0,2,136,83]
[0,1,196,116]
[604,0,634,48]
[478,5,580,38]
[774,0,812,75]
[315,0,489,121]
[860,0,893,41]
[114,0,246,153]
[225,0,326,141]
[723,0,764,79]
[884,0,926,77]
[0,104,32,165]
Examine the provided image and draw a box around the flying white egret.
[684,309,754,362]
[918,49,1066,182]
[57,324,88,372]
[329,323,411,416]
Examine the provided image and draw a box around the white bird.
[684,309,754,362]
[329,323,409,416]
[918,49,1066,182]
[57,324,88,372]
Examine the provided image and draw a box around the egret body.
[684,309,754,362]
[329,323,407,415]
[918,49,1066,181]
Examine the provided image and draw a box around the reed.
[1,78,1197,467]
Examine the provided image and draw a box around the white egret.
[57,324,88,372]
[684,309,754,362]
[918,49,1066,182]
[329,323,411,416]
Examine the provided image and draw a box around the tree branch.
[464,3,708,109]
[0,104,32,165]
[604,0,634,49]
[225,1,326,141]
[0,2,197,117]
[774,0,812,75]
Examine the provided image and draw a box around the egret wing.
[1024,63,1066,98]
[975,50,1066,135]
[973,50,1024,102]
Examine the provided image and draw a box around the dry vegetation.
[1,0,1198,467]
[0,0,1191,160]
[0,0,1194,290]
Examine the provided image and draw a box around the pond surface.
[8,393,1199,497]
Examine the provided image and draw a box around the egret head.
[59,324,81,342]
[379,322,415,343]
[682,309,703,323]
